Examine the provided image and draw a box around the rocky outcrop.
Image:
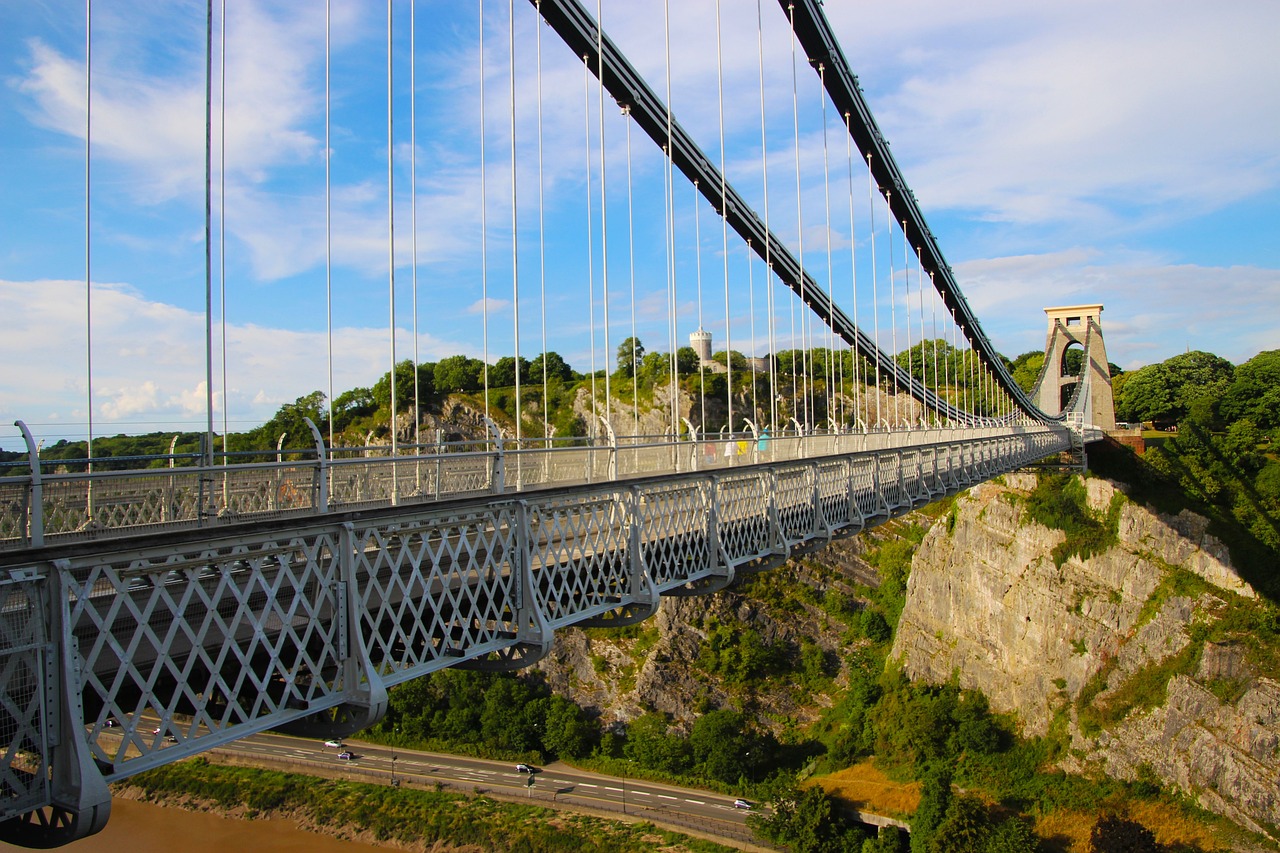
[893,473,1279,837]
[535,550,879,732]
[1082,675,1280,837]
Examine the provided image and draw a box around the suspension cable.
[625,107,638,437]
[930,272,939,426]
[220,0,228,466]
[756,0,777,432]
[582,53,597,421]
[866,154,881,428]
[788,0,807,429]
[479,2,491,423]
[916,244,927,425]
[325,0,333,447]
[820,63,835,429]
[509,0,521,444]
[694,180,706,432]
[386,0,398,459]
[595,0,610,429]
[901,218,912,426]
[663,0,677,438]
[85,0,94,477]
[747,239,758,423]
[845,112,861,430]
[716,0,732,435]
[536,0,549,444]
[204,0,214,466]
[412,0,421,452]
[887,193,898,428]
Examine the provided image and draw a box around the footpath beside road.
[205,731,777,852]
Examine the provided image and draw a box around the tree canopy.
[1114,350,1234,425]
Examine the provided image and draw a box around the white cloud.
[0,278,476,446]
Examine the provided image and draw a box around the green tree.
[491,355,531,388]
[931,795,989,853]
[372,360,434,412]
[250,391,326,451]
[1114,350,1233,424]
[616,336,645,377]
[332,386,376,432]
[529,350,576,384]
[1009,351,1045,394]
[623,713,690,773]
[689,709,752,783]
[753,777,866,853]
[434,355,485,393]
[1219,349,1280,428]
[909,765,952,853]
[540,695,595,759]
[862,826,907,853]
[983,817,1040,853]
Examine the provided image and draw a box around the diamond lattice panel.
[63,531,344,777]
[637,481,710,589]
[850,456,881,520]
[353,506,519,685]
[902,451,929,504]
[816,460,852,530]
[774,466,814,543]
[876,454,908,510]
[716,474,770,565]
[528,492,630,629]
[0,579,48,818]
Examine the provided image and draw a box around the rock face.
[534,540,883,732]
[893,473,1279,838]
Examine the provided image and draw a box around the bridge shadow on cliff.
[1088,438,1280,605]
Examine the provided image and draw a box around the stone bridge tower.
[1034,304,1116,431]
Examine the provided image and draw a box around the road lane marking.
[580,783,597,788]
[658,795,677,801]
[633,791,651,796]
[605,787,622,793]
[684,799,705,805]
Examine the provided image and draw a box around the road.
[211,730,765,847]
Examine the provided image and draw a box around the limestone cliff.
[893,472,1279,838]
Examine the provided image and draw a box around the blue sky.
[2,0,1278,447]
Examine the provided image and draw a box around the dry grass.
[1034,803,1236,853]
[1032,810,1093,853]
[812,760,921,818]
[1128,800,1235,850]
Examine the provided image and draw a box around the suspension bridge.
[0,0,1117,845]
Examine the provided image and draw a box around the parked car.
[733,799,752,810]
[515,763,536,773]
[337,751,354,760]
[324,739,344,748]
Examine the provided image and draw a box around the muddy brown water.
[1,797,391,853]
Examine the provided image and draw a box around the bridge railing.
[0,423,1051,553]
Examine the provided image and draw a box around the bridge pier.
[0,567,111,849]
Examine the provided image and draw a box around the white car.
[337,751,354,761]
[515,763,535,773]
[324,739,344,748]
[733,799,752,810]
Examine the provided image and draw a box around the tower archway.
[1033,304,1116,430]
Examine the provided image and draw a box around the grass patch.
[1078,642,1203,733]
[812,759,920,818]
[1022,474,1122,567]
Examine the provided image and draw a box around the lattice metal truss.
[0,426,1068,846]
